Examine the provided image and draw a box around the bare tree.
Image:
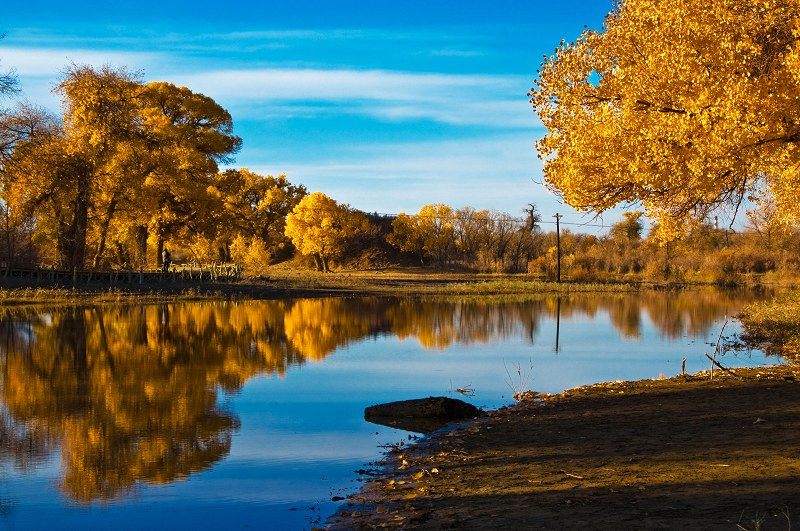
[0,34,19,98]
[524,203,541,232]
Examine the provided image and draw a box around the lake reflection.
[0,289,776,529]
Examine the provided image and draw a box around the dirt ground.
[328,364,800,530]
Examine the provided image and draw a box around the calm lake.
[0,288,781,529]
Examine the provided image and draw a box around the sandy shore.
[328,364,800,530]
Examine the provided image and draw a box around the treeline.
[343,206,800,283]
[2,63,799,282]
[526,216,800,284]
[0,62,549,275]
[0,65,309,272]
[280,193,800,284]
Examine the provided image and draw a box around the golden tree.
[1,106,94,269]
[284,191,368,271]
[387,203,455,265]
[135,81,241,265]
[610,211,645,242]
[453,207,492,265]
[57,65,144,268]
[209,168,307,263]
[0,66,241,269]
[531,0,800,239]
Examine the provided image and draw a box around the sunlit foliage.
[0,65,242,269]
[741,291,800,357]
[209,168,307,265]
[388,204,455,266]
[531,0,800,239]
[285,192,369,272]
[609,211,644,242]
[387,204,543,272]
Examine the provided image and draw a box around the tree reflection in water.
[0,288,766,503]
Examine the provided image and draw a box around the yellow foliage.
[284,191,368,271]
[209,168,306,259]
[2,65,242,270]
[388,203,455,264]
[531,0,800,239]
[229,234,271,276]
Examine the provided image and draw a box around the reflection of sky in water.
[0,292,778,530]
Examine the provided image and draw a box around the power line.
[365,211,611,229]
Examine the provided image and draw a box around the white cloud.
[4,41,535,127]
[171,68,516,102]
[0,46,160,77]
[240,133,576,220]
[169,68,532,128]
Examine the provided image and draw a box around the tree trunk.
[92,195,119,269]
[134,226,148,268]
[2,207,15,269]
[156,237,165,268]
[219,241,230,262]
[313,253,324,271]
[56,160,91,270]
[56,198,88,270]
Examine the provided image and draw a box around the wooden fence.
[0,261,242,286]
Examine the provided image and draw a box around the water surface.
[0,289,779,529]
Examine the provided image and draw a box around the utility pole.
[553,213,562,283]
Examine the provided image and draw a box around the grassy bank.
[0,286,228,307]
[0,269,642,305]
[5,265,792,306]
[740,289,800,357]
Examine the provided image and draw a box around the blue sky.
[0,1,617,231]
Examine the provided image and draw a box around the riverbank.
[0,270,644,306]
[6,265,777,307]
[328,364,800,530]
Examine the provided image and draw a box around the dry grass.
[261,268,637,295]
[740,289,800,357]
[0,286,227,307]
[0,267,680,305]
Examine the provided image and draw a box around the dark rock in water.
[364,396,485,433]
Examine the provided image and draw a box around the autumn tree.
[387,204,455,266]
[0,104,93,268]
[484,210,517,271]
[531,0,800,239]
[135,81,241,266]
[209,168,307,264]
[0,65,241,270]
[610,211,644,242]
[745,192,783,248]
[453,207,492,266]
[0,104,58,266]
[56,65,145,268]
[284,191,368,272]
[505,226,540,273]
